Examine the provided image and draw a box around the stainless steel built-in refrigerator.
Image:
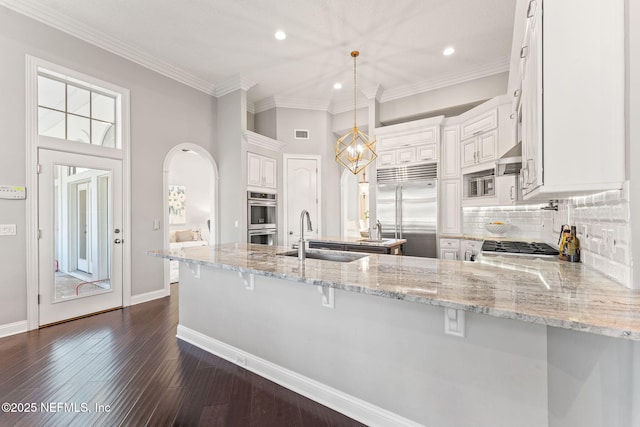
[376,164,438,257]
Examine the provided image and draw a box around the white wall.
[0,5,216,323]
[380,72,509,124]
[275,107,343,238]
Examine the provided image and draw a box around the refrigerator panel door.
[400,181,438,235]
[376,184,398,238]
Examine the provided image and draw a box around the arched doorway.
[163,144,219,290]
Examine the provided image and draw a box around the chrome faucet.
[375,220,382,240]
[298,209,313,260]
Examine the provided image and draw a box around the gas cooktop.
[481,240,560,257]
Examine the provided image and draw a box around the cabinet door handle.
[527,0,537,18]
[473,151,477,163]
[476,150,480,163]
[510,186,515,200]
[520,46,528,59]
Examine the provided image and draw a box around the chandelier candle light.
[336,51,377,175]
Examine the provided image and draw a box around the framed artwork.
[169,185,186,224]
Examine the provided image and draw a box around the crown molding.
[0,0,216,95]
[253,96,330,114]
[329,98,369,116]
[242,130,286,152]
[379,57,510,103]
[253,97,277,114]
[214,76,257,98]
[361,84,384,101]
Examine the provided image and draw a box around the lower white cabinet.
[462,240,482,261]
[439,238,461,260]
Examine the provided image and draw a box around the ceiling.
[2,0,517,113]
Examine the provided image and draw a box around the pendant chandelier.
[335,51,377,175]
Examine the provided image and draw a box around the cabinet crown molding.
[243,130,286,152]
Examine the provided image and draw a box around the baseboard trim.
[129,288,169,306]
[177,325,422,427]
[0,320,29,338]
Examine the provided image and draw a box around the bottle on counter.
[558,224,571,261]
[566,225,581,262]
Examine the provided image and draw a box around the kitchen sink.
[277,250,368,263]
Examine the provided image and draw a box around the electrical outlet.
[0,224,17,236]
[608,229,617,253]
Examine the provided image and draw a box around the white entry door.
[38,149,123,326]
[284,156,320,248]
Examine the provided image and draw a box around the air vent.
[377,163,438,184]
[294,129,309,139]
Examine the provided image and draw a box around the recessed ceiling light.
[274,31,286,41]
[443,47,455,56]
[333,83,343,90]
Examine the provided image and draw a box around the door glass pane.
[38,107,66,139]
[91,120,115,147]
[67,114,90,143]
[92,93,115,123]
[67,85,90,117]
[54,165,112,301]
[38,75,65,110]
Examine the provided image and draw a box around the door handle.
[114,239,122,244]
[289,231,293,235]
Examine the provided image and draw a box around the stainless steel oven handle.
[248,200,277,207]
[248,229,277,236]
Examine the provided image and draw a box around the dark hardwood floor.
[0,284,365,427]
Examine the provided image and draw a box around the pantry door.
[283,155,321,248]
[38,149,123,326]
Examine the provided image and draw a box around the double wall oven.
[247,191,277,245]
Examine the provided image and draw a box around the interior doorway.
[163,144,218,289]
[283,155,321,248]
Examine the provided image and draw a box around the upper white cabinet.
[441,125,460,179]
[460,109,498,140]
[461,130,497,168]
[375,116,443,168]
[518,0,625,199]
[247,152,277,189]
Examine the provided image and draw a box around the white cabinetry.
[495,175,520,205]
[462,240,482,261]
[518,0,624,199]
[461,130,497,168]
[439,180,461,235]
[441,125,460,179]
[375,116,443,168]
[439,238,461,260]
[460,108,498,170]
[247,152,277,189]
[460,109,498,140]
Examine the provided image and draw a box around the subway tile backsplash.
[462,181,632,288]
[561,183,632,288]
[462,204,553,241]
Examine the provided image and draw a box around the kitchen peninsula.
[149,244,640,426]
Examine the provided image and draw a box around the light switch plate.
[0,224,17,236]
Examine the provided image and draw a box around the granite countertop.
[308,236,407,247]
[149,243,640,341]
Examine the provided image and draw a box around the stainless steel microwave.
[465,173,495,198]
